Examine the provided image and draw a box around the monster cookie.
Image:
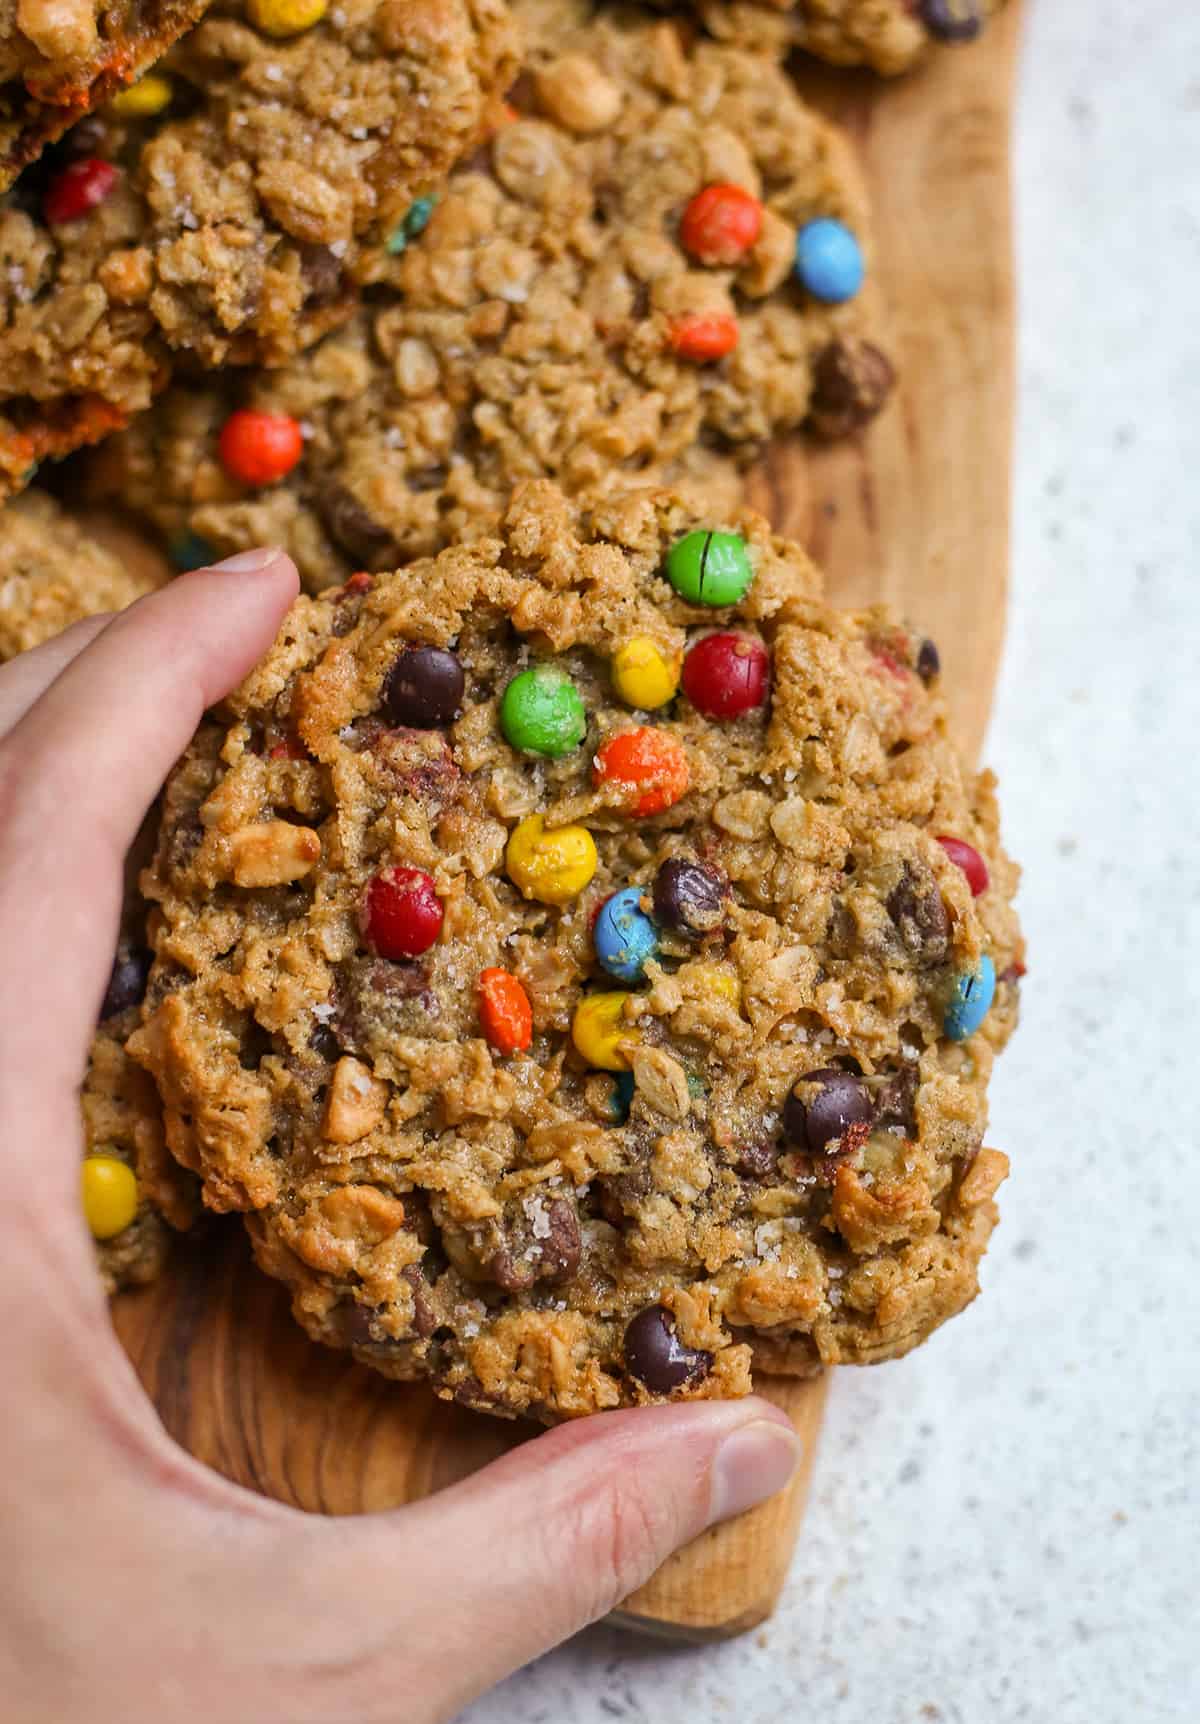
[0,0,211,184]
[0,488,163,659]
[83,908,199,1291]
[88,6,890,581]
[127,481,1021,1422]
[0,0,518,496]
[695,0,1007,76]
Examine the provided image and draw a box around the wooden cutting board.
[111,2,1019,1645]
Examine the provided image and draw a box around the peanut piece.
[322,1057,389,1145]
[227,821,321,888]
[534,55,622,133]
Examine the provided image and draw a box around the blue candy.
[611,1070,636,1123]
[169,531,216,572]
[943,954,996,1042]
[794,218,864,304]
[594,886,658,984]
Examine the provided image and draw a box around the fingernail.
[205,547,285,574]
[708,1418,802,1525]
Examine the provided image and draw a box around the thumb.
[314,1397,801,1722]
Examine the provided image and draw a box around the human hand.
[0,550,801,1724]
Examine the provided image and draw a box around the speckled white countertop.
[463,2,1200,1718]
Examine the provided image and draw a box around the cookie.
[0,0,519,496]
[126,480,1022,1422]
[695,0,1006,75]
[0,488,164,659]
[86,4,890,581]
[83,1001,199,1293]
[0,0,211,185]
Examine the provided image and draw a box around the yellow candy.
[247,0,328,36]
[611,637,680,711]
[110,74,173,117]
[81,1155,138,1240]
[506,814,597,906]
[572,991,639,1071]
[690,962,741,1009]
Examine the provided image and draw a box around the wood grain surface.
[111,2,1019,1645]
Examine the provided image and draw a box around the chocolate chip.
[887,864,950,965]
[100,944,151,1019]
[808,338,895,440]
[383,647,465,728]
[308,1019,342,1062]
[734,1139,779,1180]
[916,638,940,684]
[874,1064,919,1133]
[401,1265,437,1339]
[919,0,983,41]
[490,1197,581,1291]
[299,244,344,305]
[624,1305,713,1393]
[653,858,727,939]
[340,1301,386,1347]
[781,1068,874,1155]
[317,482,401,569]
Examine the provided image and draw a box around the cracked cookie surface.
[126,480,1021,1421]
[0,0,518,496]
[87,2,889,584]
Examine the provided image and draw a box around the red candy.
[682,633,770,719]
[362,866,443,958]
[218,409,304,486]
[668,312,739,363]
[43,158,118,224]
[594,727,690,816]
[938,836,989,897]
[679,184,763,266]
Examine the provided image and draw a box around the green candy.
[500,664,587,758]
[665,530,753,607]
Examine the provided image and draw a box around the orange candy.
[478,967,533,1054]
[679,184,763,266]
[668,312,738,363]
[218,409,304,486]
[593,727,690,816]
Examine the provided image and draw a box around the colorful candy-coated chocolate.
[218,410,303,485]
[111,74,172,117]
[938,835,989,897]
[81,1156,138,1240]
[362,866,443,958]
[943,954,996,1041]
[506,815,597,905]
[668,312,739,362]
[665,530,753,607]
[386,194,437,254]
[572,991,639,1071]
[593,728,689,816]
[682,632,769,719]
[248,0,328,37]
[593,887,659,983]
[794,217,864,304]
[610,1069,636,1122]
[478,967,533,1054]
[43,158,117,224]
[679,184,763,265]
[500,664,586,757]
[611,637,679,710]
[169,531,216,571]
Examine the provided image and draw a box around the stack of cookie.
[0,0,1018,1418]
